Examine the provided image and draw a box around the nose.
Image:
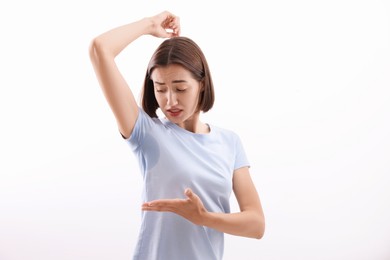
[167,91,178,106]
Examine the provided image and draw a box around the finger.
[142,202,154,207]
[162,13,175,27]
[142,202,168,211]
[142,199,184,208]
[170,25,180,35]
[185,188,194,199]
[142,202,180,212]
[173,28,180,37]
[142,205,169,212]
[141,200,164,207]
[167,16,180,36]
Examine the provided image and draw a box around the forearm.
[90,17,152,58]
[141,186,265,239]
[203,210,265,239]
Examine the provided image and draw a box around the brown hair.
[141,37,215,118]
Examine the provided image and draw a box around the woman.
[89,10,265,260]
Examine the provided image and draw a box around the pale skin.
[89,11,265,239]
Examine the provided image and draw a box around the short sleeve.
[124,108,155,152]
[234,134,250,170]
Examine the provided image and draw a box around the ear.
[199,80,205,92]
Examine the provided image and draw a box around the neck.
[177,113,209,134]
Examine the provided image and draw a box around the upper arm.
[233,167,264,216]
[89,40,139,139]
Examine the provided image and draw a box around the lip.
[167,109,182,117]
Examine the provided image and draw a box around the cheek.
[190,92,201,105]
[154,94,165,105]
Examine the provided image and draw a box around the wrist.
[140,16,155,35]
[201,211,218,227]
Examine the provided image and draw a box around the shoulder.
[135,107,166,129]
[124,107,164,143]
[210,124,241,142]
[211,124,239,136]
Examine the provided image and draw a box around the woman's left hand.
[142,188,208,226]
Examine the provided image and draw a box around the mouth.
[167,109,182,117]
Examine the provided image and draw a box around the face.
[151,64,203,125]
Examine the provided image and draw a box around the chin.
[166,116,183,124]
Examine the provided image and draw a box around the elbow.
[240,211,265,239]
[88,37,109,62]
[89,38,102,61]
[255,222,265,240]
[255,227,265,240]
[253,215,265,240]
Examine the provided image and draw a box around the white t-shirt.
[125,108,250,260]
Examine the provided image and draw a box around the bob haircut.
[141,36,215,118]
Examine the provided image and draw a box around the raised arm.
[89,11,180,138]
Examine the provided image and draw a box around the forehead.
[151,64,193,82]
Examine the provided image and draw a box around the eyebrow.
[154,80,188,85]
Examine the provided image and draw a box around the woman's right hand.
[148,11,181,38]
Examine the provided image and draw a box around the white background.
[1,0,390,259]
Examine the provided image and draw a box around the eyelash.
[155,89,186,93]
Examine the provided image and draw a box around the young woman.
[89,10,265,260]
